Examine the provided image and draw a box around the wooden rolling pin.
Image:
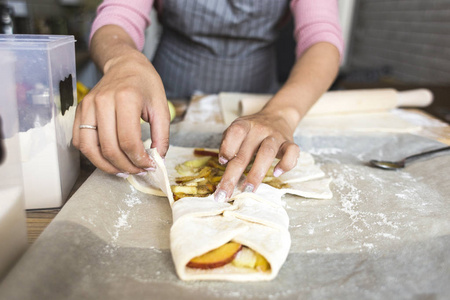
[238,88,433,116]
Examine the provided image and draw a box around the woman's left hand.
[214,42,341,202]
[214,110,300,202]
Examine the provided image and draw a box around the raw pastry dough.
[278,152,325,183]
[128,146,332,281]
[170,193,291,281]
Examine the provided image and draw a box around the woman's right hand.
[73,50,170,177]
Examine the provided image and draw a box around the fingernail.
[273,168,283,178]
[218,156,228,165]
[214,190,227,203]
[243,183,254,193]
[145,167,156,172]
[116,172,129,178]
[137,172,147,176]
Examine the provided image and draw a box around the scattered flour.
[392,109,447,128]
[327,164,407,252]
[395,193,408,200]
[81,215,96,227]
[363,243,374,250]
[114,209,130,230]
[307,225,315,235]
[124,187,142,207]
[308,147,343,156]
[102,186,144,255]
[375,233,400,240]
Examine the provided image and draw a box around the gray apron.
[152,0,290,99]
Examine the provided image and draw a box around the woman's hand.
[214,42,340,201]
[214,108,300,202]
[73,34,170,177]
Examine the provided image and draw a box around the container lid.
[0,35,75,50]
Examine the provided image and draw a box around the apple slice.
[231,247,271,272]
[171,185,197,195]
[175,164,198,176]
[255,252,270,272]
[183,156,211,168]
[231,247,257,269]
[187,242,242,269]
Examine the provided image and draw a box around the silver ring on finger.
[79,125,97,130]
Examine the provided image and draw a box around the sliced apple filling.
[171,148,290,200]
[187,242,271,272]
[232,246,270,272]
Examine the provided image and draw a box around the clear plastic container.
[0,35,80,209]
[0,51,27,280]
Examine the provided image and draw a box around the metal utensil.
[370,146,450,170]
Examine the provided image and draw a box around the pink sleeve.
[290,0,344,60]
[89,0,154,51]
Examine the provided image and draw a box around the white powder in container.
[20,106,79,209]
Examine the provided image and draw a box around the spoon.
[370,146,450,170]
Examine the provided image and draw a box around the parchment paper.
[1,131,449,300]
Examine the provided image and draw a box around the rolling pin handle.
[397,89,433,108]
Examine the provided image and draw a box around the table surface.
[25,100,450,245]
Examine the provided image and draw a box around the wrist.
[261,85,313,129]
[260,42,340,129]
[103,50,148,74]
[90,25,145,74]
[103,49,148,74]
[261,101,302,132]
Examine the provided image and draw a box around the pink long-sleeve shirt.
[90,0,344,60]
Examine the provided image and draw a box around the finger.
[147,99,170,158]
[273,141,300,177]
[215,134,262,202]
[72,103,82,148]
[77,98,122,175]
[94,92,144,174]
[115,89,156,169]
[81,135,123,175]
[219,120,249,165]
[243,136,280,191]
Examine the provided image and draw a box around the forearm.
[90,24,148,74]
[262,42,340,130]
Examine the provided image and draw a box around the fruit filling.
[187,242,270,272]
[171,148,290,200]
